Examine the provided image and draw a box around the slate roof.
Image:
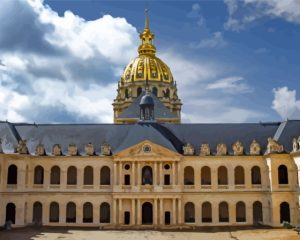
[1,120,300,156]
[117,91,177,120]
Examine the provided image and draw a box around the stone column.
[113,199,117,225]
[154,162,157,185]
[119,162,122,186]
[154,198,158,225]
[137,163,141,186]
[177,163,181,185]
[131,199,136,225]
[137,199,141,225]
[159,162,163,186]
[132,162,136,186]
[159,198,164,225]
[172,162,176,185]
[113,163,117,185]
[172,198,176,224]
[178,198,182,224]
[118,199,122,224]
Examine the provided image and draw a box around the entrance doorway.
[142,202,153,224]
[280,202,290,223]
[165,211,171,225]
[124,211,130,224]
[6,203,16,224]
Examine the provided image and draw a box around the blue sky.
[0,0,300,123]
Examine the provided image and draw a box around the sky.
[0,0,300,124]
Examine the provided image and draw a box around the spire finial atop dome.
[145,8,149,30]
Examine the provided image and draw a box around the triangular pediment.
[114,140,181,158]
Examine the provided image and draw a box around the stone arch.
[201,166,211,185]
[278,165,288,184]
[218,166,228,185]
[50,166,60,185]
[253,201,263,224]
[234,166,245,185]
[83,202,93,223]
[6,202,16,224]
[100,202,110,223]
[236,201,246,222]
[142,166,153,185]
[84,166,93,185]
[67,166,77,185]
[202,202,212,223]
[251,166,261,184]
[7,164,17,184]
[280,202,290,223]
[49,202,59,223]
[142,202,153,224]
[219,201,229,222]
[100,166,110,185]
[34,165,44,184]
[184,166,194,185]
[66,202,76,223]
[184,202,195,223]
[32,201,43,224]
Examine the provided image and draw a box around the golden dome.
[121,9,173,84]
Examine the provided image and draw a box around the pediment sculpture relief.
[250,139,261,155]
[200,143,210,156]
[68,144,78,156]
[183,143,194,156]
[85,143,94,156]
[267,137,284,154]
[101,143,111,156]
[232,141,244,156]
[216,143,227,156]
[52,144,62,156]
[35,143,45,156]
[16,140,28,154]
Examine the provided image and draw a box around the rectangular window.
[124,174,130,185]
[164,175,170,185]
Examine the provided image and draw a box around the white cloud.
[272,87,300,120]
[206,76,251,93]
[188,3,205,27]
[190,32,227,49]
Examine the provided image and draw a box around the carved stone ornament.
[200,144,210,156]
[183,143,195,156]
[16,140,28,154]
[85,143,94,156]
[232,141,244,156]
[250,139,261,155]
[101,143,111,156]
[216,143,227,156]
[293,138,299,152]
[68,144,78,156]
[35,143,45,156]
[267,137,284,154]
[0,138,3,153]
[52,144,62,156]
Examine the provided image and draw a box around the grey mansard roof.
[1,120,300,156]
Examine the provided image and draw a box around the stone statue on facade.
[216,143,227,156]
[200,144,210,156]
[85,143,94,156]
[232,141,244,156]
[183,143,195,156]
[35,143,45,156]
[250,139,261,155]
[16,140,28,154]
[293,138,299,152]
[267,137,284,154]
[52,144,62,156]
[101,143,111,156]
[68,144,78,156]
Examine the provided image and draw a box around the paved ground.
[0,227,299,240]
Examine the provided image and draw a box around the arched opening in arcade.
[6,203,16,224]
[280,202,290,223]
[253,201,263,225]
[100,202,110,223]
[142,202,153,224]
[32,202,43,225]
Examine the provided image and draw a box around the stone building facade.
[0,10,299,229]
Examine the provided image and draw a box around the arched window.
[253,201,263,224]
[50,166,60,185]
[280,202,290,223]
[202,202,212,223]
[7,164,17,184]
[84,166,93,185]
[66,202,76,223]
[234,166,245,185]
[100,166,110,185]
[201,166,211,185]
[49,202,59,223]
[100,202,110,223]
[6,203,16,224]
[218,166,228,185]
[152,87,158,96]
[219,202,229,222]
[32,202,43,224]
[236,201,246,222]
[34,166,44,184]
[125,88,129,98]
[137,87,142,97]
[251,166,261,184]
[83,202,93,223]
[67,166,77,185]
[142,166,153,185]
[184,202,195,223]
[278,165,288,184]
[184,166,194,185]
